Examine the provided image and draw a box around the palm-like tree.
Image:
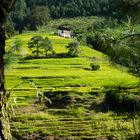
[0,0,16,139]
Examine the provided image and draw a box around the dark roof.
[58,26,71,31]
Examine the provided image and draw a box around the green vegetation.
[66,41,80,57]
[28,35,43,57]
[1,0,139,139]
[105,88,140,112]
[27,35,55,58]
[5,32,140,139]
[86,19,140,76]
[26,6,50,30]
[41,37,54,57]
[6,0,140,33]
[90,63,100,71]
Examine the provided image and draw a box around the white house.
[58,26,71,38]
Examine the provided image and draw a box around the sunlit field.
[6,32,139,139]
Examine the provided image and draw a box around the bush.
[90,63,100,71]
[44,91,75,108]
[65,41,80,57]
[105,89,124,109]
[105,89,140,112]
[86,32,115,56]
[68,106,85,117]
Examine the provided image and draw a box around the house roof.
[58,26,71,31]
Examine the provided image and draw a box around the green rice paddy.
[6,32,139,139]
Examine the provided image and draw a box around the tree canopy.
[7,0,140,32]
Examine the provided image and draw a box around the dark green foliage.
[66,41,80,57]
[10,0,27,32]
[90,63,100,71]
[28,36,43,57]
[105,89,140,112]
[4,0,140,35]
[8,0,140,32]
[112,0,140,22]
[86,20,140,76]
[47,0,114,18]
[28,36,55,57]
[113,33,140,75]
[4,17,17,38]
[87,18,119,31]
[86,32,115,55]
[24,0,139,20]
[41,37,55,56]
[25,0,139,20]
[44,91,75,108]
[25,6,50,30]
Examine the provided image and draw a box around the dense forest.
[7,0,140,32]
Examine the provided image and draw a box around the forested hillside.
[7,0,140,32]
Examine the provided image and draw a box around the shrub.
[123,94,140,111]
[68,106,85,117]
[105,89,124,110]
[105,89,140,112]
[90,63,100,71]
[86,32,115,56]
[44,91,75,108]
[65,41,80,57]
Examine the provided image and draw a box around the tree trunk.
[0,25,12,140]
[0,1,16,139]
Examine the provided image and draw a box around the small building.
[57,26,71,38]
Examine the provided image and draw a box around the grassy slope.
[6,32,139,139]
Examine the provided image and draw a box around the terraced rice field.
[6,32,139,139]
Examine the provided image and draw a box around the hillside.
[7,0,139,33]
[5,32,140,140]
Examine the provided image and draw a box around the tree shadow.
[23,53,78,60]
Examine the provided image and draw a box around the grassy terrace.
[6,32,139,139]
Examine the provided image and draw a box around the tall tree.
[0,0,16,139]
[41,37,54,56]
[26,6,50,30]
[28,36,43,57]
[112,0,140,21]
[11,0,26,32]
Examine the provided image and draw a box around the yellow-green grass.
[6,32,139,139]
[6,32,72,55]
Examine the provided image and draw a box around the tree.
[4,17,16,38]
[66,41,80,57]
[11,0,26,32]
[26,6,50,30]
[112,0,140,21]
[4,39,21,70]
[41,37,55,56]
[28,36,43,57]
[0,1,16,139]
[9,38,22,55]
